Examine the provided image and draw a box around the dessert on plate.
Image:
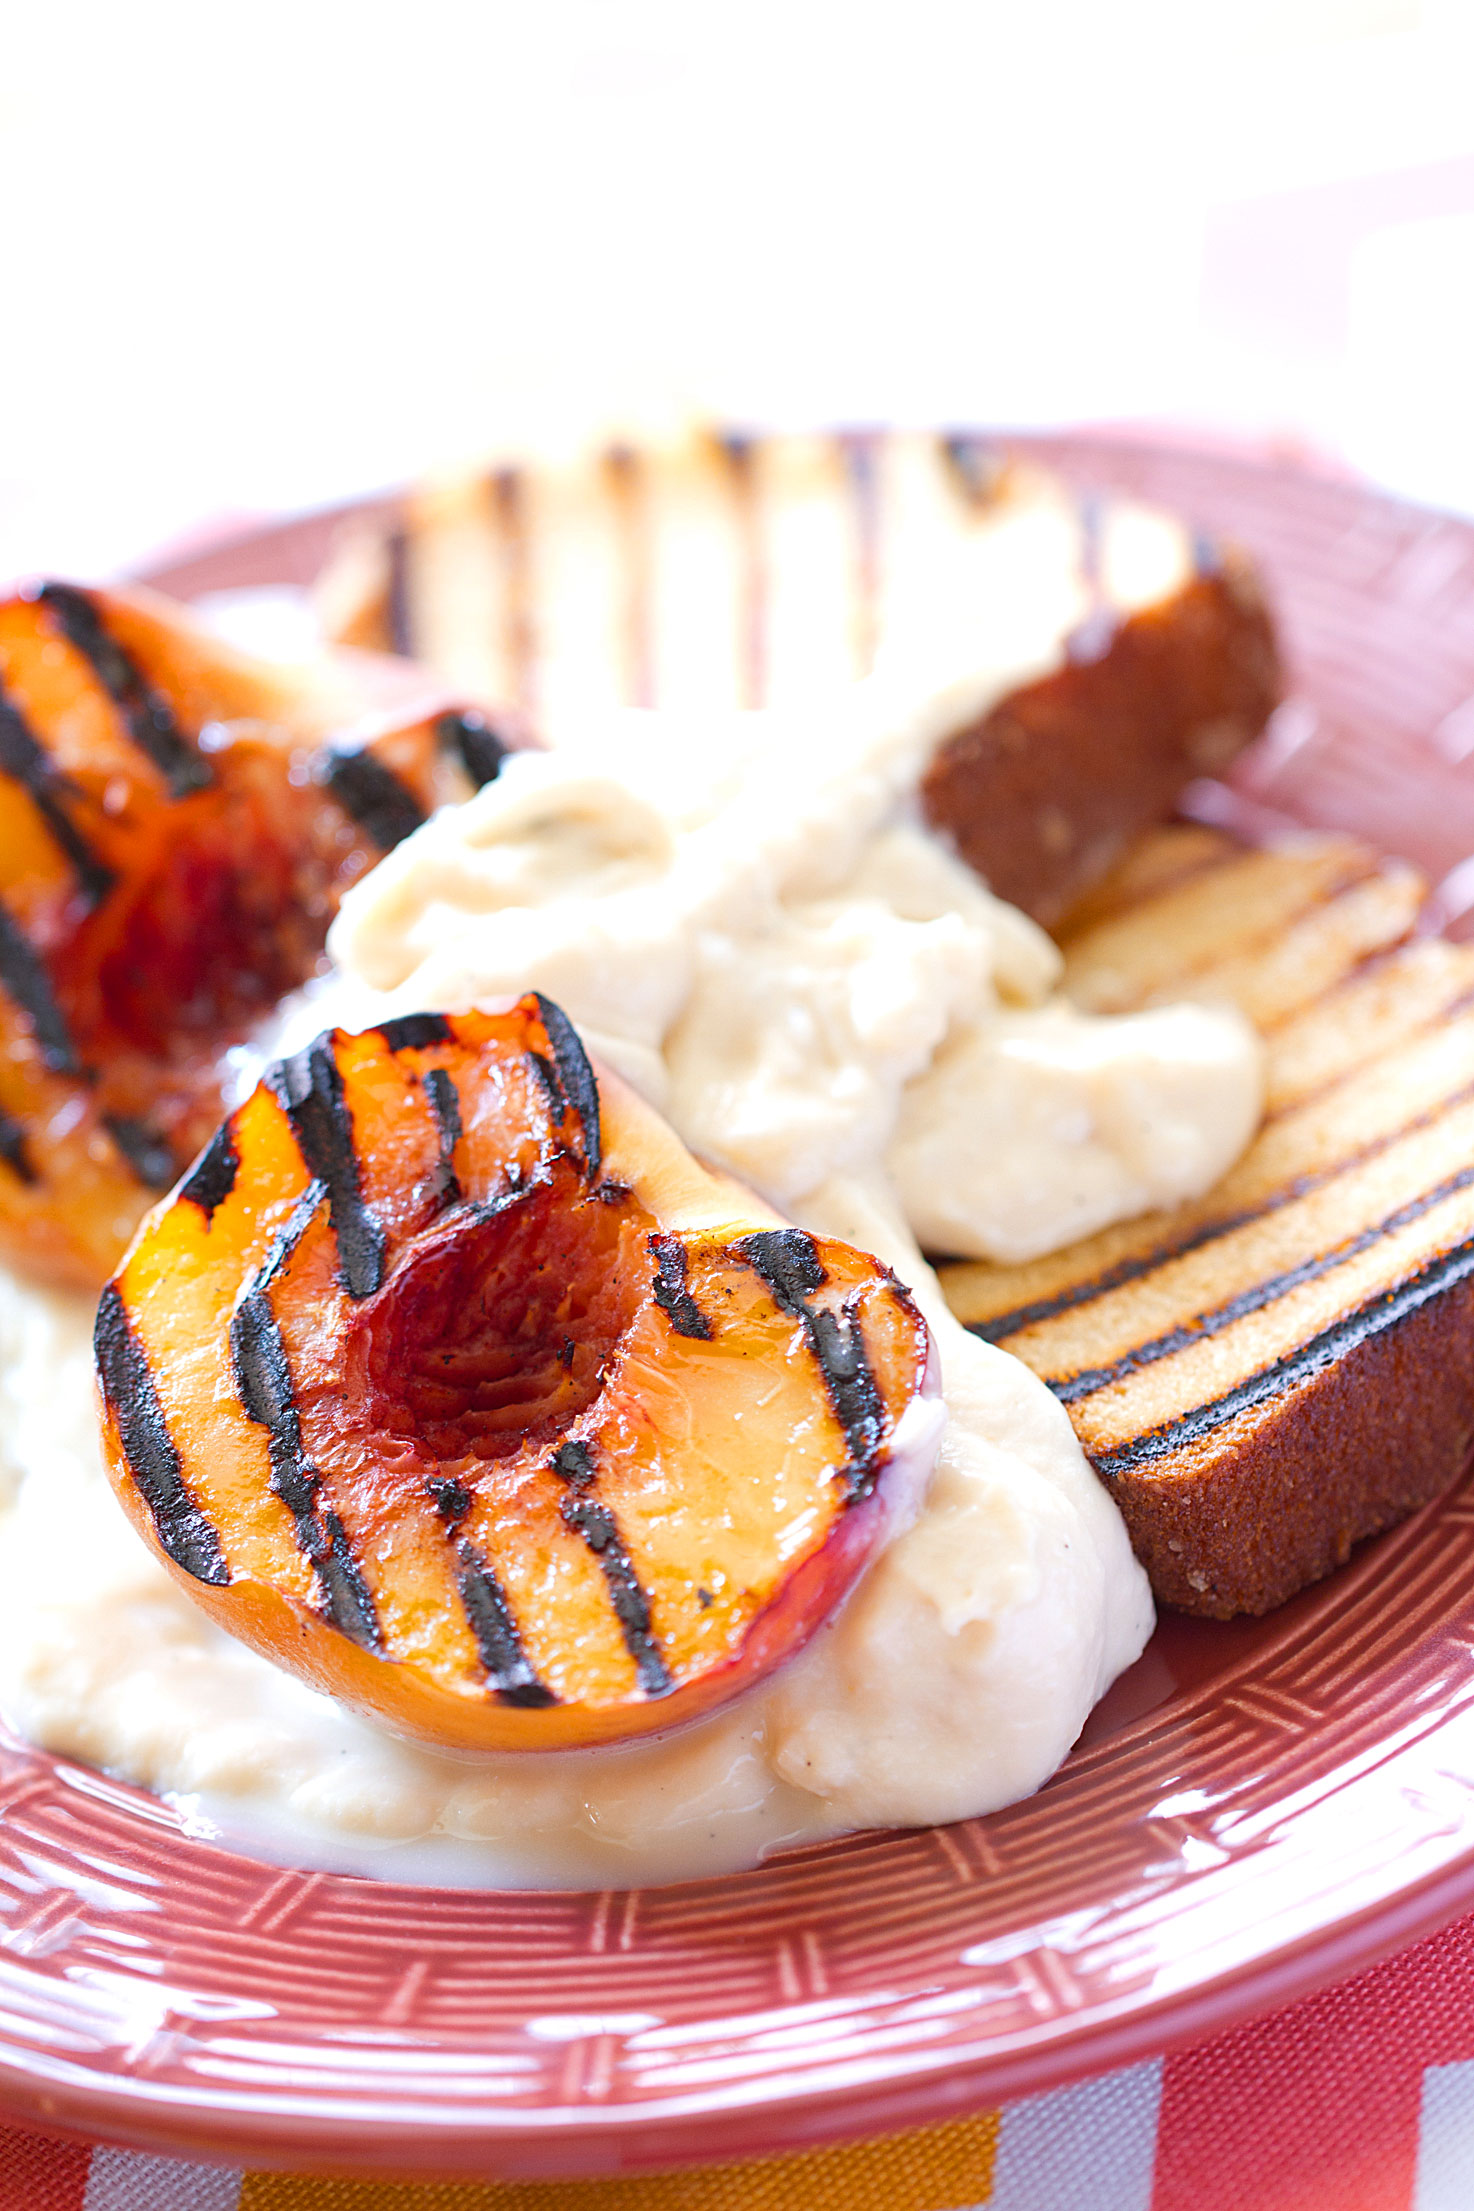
[0,436,1454,1887]
[101,995,942,1752]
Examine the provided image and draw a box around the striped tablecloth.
[8,1904,1474,2211]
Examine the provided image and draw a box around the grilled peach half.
[96,997,941,1751]
[0,579,523,1287]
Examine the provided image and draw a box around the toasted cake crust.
[316,437,1282,929]
[941,826,1474,1618]
[1104,1256,1474,1615]
[920,557,1281,924]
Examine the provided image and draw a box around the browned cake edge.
[921,554,1282,925]
[1086,1235,1474,1616]
[940,822,1474,1620]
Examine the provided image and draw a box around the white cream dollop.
[331,686,1262,1261]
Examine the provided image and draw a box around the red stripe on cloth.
[1151,1911,1474,2211]
[0,2127,90,2211]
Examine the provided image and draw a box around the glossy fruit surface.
[98,996,938,1750]
[0,581,517,1286]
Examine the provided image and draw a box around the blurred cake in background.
[318,427,1279,922]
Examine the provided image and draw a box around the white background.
[3,0,1474,584]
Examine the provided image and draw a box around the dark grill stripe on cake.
[734,1227,886,1501]
[976,1070,1474,1350]
[970,1227,1245,1346]
[455,1540,557,1706]
[95,1285,228,1585]
[721,433,766,710]
[940,430,1003,506]
[1049,1156,1474,1403]
[0,685,114,905]
[37,583,212,799]
[605,443,654,710]
[266,1037,385,1299]
[319,745,426,852]
[0,902,79,1074]
[1091,1233,1474,1480]
[491,465,537,712]
[550,1440,671,1696]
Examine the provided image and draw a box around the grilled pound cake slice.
[316,432,1280,923]
[939,825,1474,1618]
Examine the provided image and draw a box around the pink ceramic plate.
[2,440,1474,2182]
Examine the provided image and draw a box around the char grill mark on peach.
[428,1474,472,1521]
[649,1233,713,1340]
[422,1067,463,1207]
[436,709,509,791]
[378,1013,455,1054]
[94,1284,228,1585]
[1048,1157,1474,1405]
[229,1216,383,1651]
[734,1228,887,1501]
[103,1114,176,1192]
[256,1177,329,1288]
[551,1440,672,1698]
[266,1036,385,1300]
[1092,1230,1474,1479]
[180,1123,240,1219]
[36,583,212,801]
[0,682,114,907]
[454,1540,557,1708]
[0,1110,35,1185]
[319,743,427,853]
[531,994,602,1181]
[0,901,79,1075]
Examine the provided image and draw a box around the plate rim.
[0,1829,1469,2180]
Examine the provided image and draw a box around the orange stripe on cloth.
[237,2106,1001,2211]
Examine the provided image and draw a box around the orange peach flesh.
[0,584,514,1288]
[100,1004,940,1752]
